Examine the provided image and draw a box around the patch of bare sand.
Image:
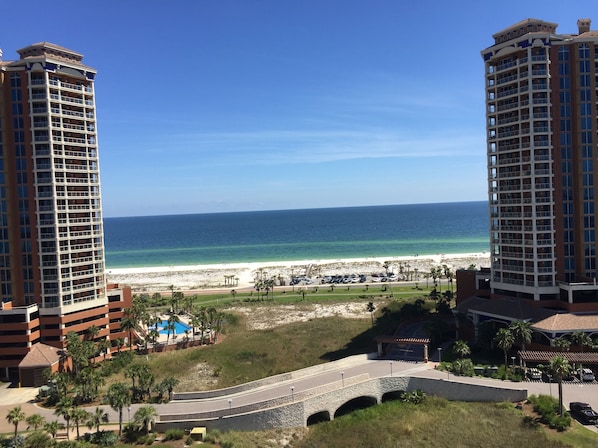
[228,301,377,330]
[176,361,220,391]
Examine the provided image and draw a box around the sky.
[2,1,597,217]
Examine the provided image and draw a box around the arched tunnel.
[334,396,378,418]
[307,410,331,426]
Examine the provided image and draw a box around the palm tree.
[86,407,108,433]
[553,336,571,351]
[508,320,532,351]
[106,382,131,436]
[548,355,572,416]
[165,313,180,346]
[125,363,142,392]
[114,337,125,353]
[168,284,176,312]
[133,405,157,434]
[54,396,74,440]
[137,365,155,401]
[161,376,179,401]
[87,325,99,341]
[43,420,64,440]
[452,340,471,359]
[366,302,376,327]
[25,413,46,431]
[121,308,137,351]
[98,338,111,362]
[71,408,89,440]
[6,405,26,439]
[494,327,514,367]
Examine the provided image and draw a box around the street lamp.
[438,347,442,364]
[228,399,232,415]
[511,356,516,369]
[290,386,294,401]
[341,371,344,387]
[390,360,393,377]
[127,406,131,424]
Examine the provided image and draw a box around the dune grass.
[145,313,374,390]
[208,397,598,448]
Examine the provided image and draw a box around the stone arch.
[381,390,406,402]
[307,410,331,426]
[334,396,378,418]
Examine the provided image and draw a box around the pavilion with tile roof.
[18,343,65,387]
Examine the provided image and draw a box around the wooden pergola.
[374,336,431,362]
[518,350,598,367]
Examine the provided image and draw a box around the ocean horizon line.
[103,199,488,220]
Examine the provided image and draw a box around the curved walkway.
[2,355,598,434]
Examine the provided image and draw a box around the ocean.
[102,201,489,269]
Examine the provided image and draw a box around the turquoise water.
[156,320,191,336]
[103,201,489,269]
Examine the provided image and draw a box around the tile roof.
[18,343,61,368]
[532,314,598,332]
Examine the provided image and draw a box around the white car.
[526,368,542,381]
[578,368,595,382]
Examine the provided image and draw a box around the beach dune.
[106,253,490,293]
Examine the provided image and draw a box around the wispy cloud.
[162,128,484,167]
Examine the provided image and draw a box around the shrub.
[526,395,571,431]
[185,436,195,445]
[549,415,572,432]
[137,434,155,445]
[204,429,222,444]
[87,430,119,447]
[521,415,539,429]
[163,428,185,441]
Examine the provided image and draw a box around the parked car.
[578,368,595,382]
[526,368,542,381]
[569,402,598,424]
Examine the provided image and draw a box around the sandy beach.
[106,252,490,293]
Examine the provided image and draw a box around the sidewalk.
[0,382,46,435]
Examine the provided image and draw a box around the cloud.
[156,128,484,168]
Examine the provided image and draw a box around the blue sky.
[2,1,596,217]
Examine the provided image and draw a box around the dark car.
[569,402,598,425]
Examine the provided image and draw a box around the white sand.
[106,252,490,293]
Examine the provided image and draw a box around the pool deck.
[142,314,211,347]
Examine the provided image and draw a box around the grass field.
[210,397,598,448]
[25,290,598,447]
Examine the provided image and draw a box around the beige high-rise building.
[0,43,130,384]
[481,19,598,312]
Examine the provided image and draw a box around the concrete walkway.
[2,357,598,435]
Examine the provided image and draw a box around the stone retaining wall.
[155,375,527,433]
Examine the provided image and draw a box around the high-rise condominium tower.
[0,43,130,383]
[482,19,598,311]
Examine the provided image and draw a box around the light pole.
[290,386,294,401]
[438,347,442,364]
[511,356,516,369]
[127,406,131,424]
[341,371,344,387]
[390,360,393,377]
[228,399,232,415]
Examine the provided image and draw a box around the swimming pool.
[156,320,191,336]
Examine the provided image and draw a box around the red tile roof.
[18,343,61,368]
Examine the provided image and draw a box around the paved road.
[2,358,598,435]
